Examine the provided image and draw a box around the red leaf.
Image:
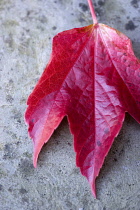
[25,0,140,197]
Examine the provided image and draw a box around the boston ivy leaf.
[25,0,140,197]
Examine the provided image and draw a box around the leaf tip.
[33,156,37,168]
[91,181,97,198]
[33,150,38,168]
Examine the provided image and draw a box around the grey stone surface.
[0,0,140,209]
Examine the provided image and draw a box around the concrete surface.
[0,0,140,209]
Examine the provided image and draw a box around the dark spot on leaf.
[104,128,109,134]
[137,72,140,77]
[19,188,28,194]
[97,141,101,146]
[79,3,88,12]
[125,20,137,30]
[98,0,105,6]
[136,100,140,105]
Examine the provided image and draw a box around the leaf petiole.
[87,0,98,24]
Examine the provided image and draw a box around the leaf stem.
[87,0,98,24]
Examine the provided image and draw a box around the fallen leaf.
[25,0,140,197]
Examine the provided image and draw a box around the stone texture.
[0,0,140,209]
